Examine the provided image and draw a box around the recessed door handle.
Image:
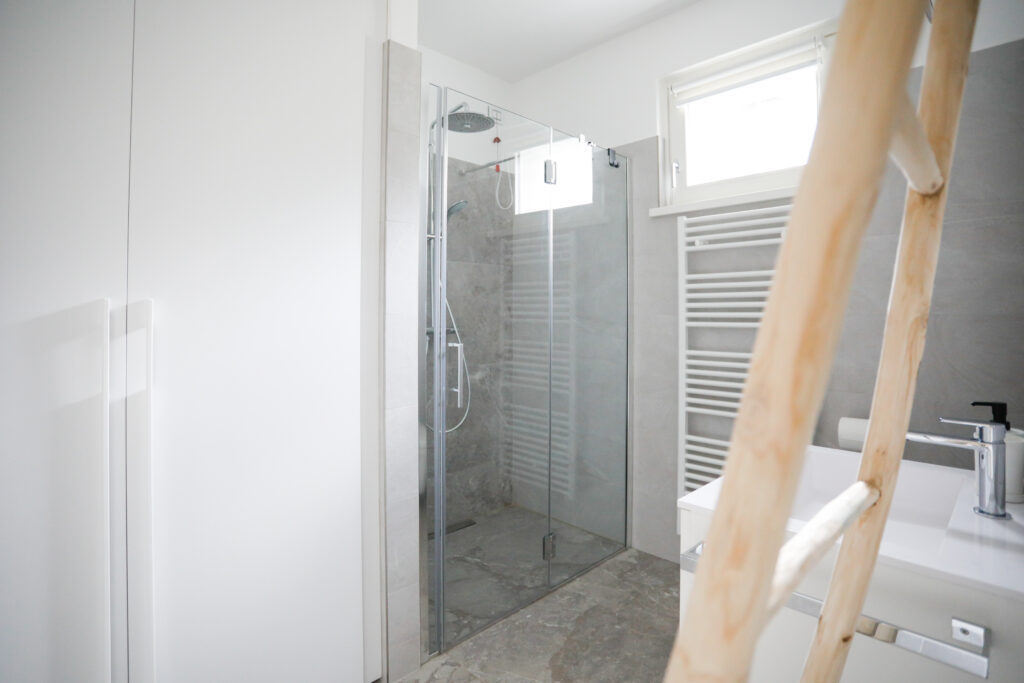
[448,341,464,409]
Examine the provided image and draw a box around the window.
[515,137,593,215]
[683,64,818,186]
[661,21,836,208]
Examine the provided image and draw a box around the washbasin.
[679,444,1024,599]
[789,445,968,530]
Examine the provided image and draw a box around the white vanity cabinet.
[678,446,1024,682]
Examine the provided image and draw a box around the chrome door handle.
[448,341,464,409]
[679,543,990,678]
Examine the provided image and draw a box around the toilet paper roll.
[837,417,870,451]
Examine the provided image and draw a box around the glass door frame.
[428,86,450,653]
[423,86,628,656]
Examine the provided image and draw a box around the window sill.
[650,186,797,218]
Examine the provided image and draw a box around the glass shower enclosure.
[421,86,629,654]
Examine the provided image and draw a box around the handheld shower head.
[447,200,469,220]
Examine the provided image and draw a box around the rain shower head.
[430,102,496,133]
[447,200,469,220]
[447,111,495,133]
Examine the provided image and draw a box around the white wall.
[128,0,384,680]
[422,46,520,165]
[510,0,1024,149]
[418,0,1024,150]
[422,46,516,113]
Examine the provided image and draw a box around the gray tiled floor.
[407,548,680,683]
[435,505,625,647]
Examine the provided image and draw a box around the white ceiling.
[419,0,699,82]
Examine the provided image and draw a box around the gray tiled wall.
[618,137,681,563]
[547,150,629,542]
[621,40,1024,568]
[815,38,1024,465]
[437,157,514,524]
[442,151,631,544]
[382,40,423,681]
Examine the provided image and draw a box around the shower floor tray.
[431,504,623,648]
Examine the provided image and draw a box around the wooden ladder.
[663,1,980,681]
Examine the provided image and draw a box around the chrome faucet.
[906,404,1009,519]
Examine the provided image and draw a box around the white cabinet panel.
[0,2,134,680]
[127,0,376,679]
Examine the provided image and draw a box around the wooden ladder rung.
[766,482,879,618]
[890,92,944,195]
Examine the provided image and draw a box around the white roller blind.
[670,41,819,106]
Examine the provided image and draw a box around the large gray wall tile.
[441,158,513,524]
[631,42,1024,570]
[816,39,1024,460]
[382,40,424,681]
[618,136,680,563]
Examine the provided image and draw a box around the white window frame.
[659,20,837,210]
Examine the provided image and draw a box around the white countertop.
[678,445,1024,600]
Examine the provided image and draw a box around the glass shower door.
[549,132,629,586]
[424,88,554,652]
[423,89,629,655]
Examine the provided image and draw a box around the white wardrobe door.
[0,2,134,681]
[127,0,374,679]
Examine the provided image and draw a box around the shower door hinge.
[544,159,557,184]
[542,532,556,560]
